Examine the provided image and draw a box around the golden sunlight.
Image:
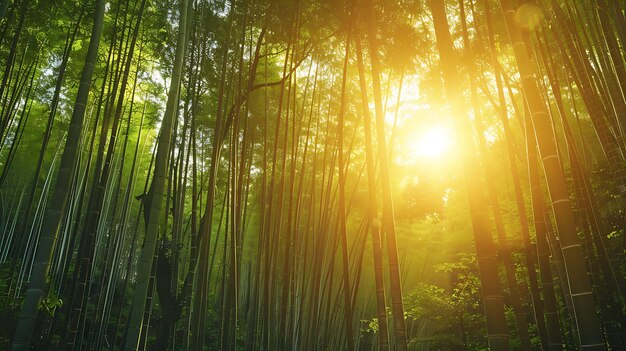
[407,125,453,160]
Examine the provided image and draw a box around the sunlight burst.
[408,125,453,160]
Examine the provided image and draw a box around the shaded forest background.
[0,0,624,350]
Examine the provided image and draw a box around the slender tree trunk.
[460,2,531,347]
[499,0,606,349]
[337,15,355,351]
[429,1,509,350]
[355,32,390,351]
[480,2,556,348]
[123,0,190,348]
[361,0,408,348]
[11,0,105,349]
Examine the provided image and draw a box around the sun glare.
[408,125,453,160]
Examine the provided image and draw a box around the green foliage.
[40,292,62,317]
[0,0,624,349]
[0,263,17,349]
[360,316,380,334]
[361,253,493,349]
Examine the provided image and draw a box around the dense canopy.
[0,0,625,350]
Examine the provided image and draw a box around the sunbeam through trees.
[0,0,625,350]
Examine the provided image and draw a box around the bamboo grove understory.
[0,0,624,350]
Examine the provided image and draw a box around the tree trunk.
[11,0,105,349]
[361,0,408,348]
[123,0,191,348]
[499,0,606,349]
[355,31,390,351]
[429,1,509,350]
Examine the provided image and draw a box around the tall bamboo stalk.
[499,0,606,349]
[11,1,105,349]
[123,0,191,348]
[361,0,408,348]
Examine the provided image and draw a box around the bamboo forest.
[1,0,626,349]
